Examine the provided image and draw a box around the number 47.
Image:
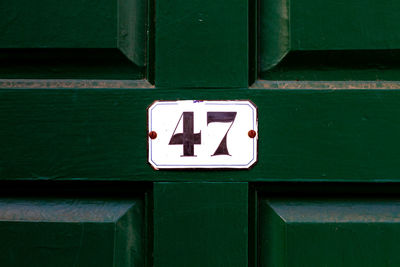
[169,112,237,157]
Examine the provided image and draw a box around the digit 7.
[207,112,237,156]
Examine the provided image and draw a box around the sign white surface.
[148,100,258,169]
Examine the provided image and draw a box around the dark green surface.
[0,0,115,48]
[154,182,248,266]
[117,0,146,65]
[0,0,145,66]
[260,0,400,79]
[155,0,248,88]
[2,88,400,182]
[260,50,400,81]
[0,198,144,267]
[0,0,146,80]
[290,0,400,51]
[3,0,399,266]
[259,198,400,266]
[0,49,144,80]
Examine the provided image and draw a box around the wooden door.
[1,0,400,266]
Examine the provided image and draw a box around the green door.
[1,0,400,266]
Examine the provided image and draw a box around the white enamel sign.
[148,100,258,169]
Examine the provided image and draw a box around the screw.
[248,130,257,138]
[149,131,157,139]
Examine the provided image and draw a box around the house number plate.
[148,100,258,169]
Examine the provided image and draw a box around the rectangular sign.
[148,100,258,169]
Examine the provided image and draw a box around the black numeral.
[207,112,237,156]
[169,112,201,156]
[168,111,237,157]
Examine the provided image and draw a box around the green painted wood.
[155,0,248,88]
[260,50,400,81]
[146,0,155,84]
[0,0,115,48]
[2,88,400,182]
[260,0,400,79]
[290,0,400,51]
[248,185,259,267]
[118,0,146,66]
[0,0,146,66]
[259,198,400,266]
[153,182,248,267]
[248,0,258,85]
[0,198,144,266]
[0,49,144,80]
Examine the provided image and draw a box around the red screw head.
[149,131,157,139]
[248,130,257,138]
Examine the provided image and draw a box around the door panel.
[0,0,145,65]
[259,0,400,80]
[0,0,147,80]
[0,197,145,267]
[259,197,400,266]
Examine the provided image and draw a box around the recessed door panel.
[259,198,400,266]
